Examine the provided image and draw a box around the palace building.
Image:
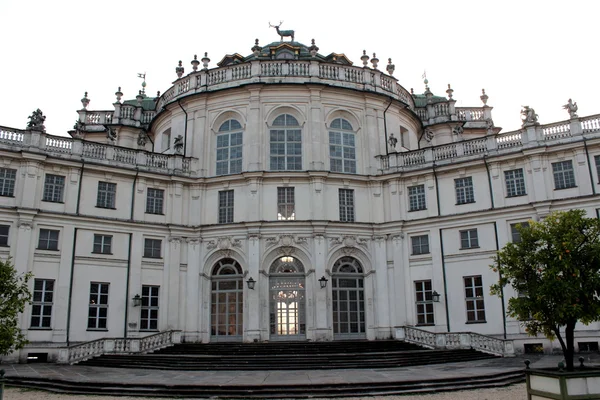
[1,33,600,362]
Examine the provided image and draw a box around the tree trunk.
[565,320,577,371]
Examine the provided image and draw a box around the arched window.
[329,118,356,173]
[270,114,302,171]
[332,256,365,338]
[269,256,306,338]
[216,120,243,175]
[211,259,243,340]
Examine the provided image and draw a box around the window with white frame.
[93,234,112,254]
[218,190,234,224]
[329,118,356,173]
[0,225,8,246]
[408,184,426,211]
[277,187,295,220]
[30,279,54,328]
[140,285,159,331]
[88,282,109,330]
[411,235,430,255]
[38,229,59,250]
[339,189,355,222]
[510,222,530,243]
[552,160,576,189]
[455,177,475,204]
[460,228,479,249]
[0,168,17,197]
[143,238,162,258]
[415,280,434,325]
[96,181,116,208]
[270,114,302,171]
[42,174,65,203]
[464,276,486,323]
[216,119,243,175]
[161,128,171,151]
[595,155,600,183]
[146,188,164,215]
[504,168,526,197]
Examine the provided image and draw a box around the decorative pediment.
[324,53,352,65]
[206,236,242,250]
[216,53,246,67]
[328,235,369,250]
[265,235,308,250]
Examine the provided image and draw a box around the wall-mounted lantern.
[318,276,328,289]
[432,291,441,303]
[246,277,256,290]
[132,294,142,307]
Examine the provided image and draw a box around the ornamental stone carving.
[563,98,578,119]
[521,106,539,127]
[329,235,368,250]
[27,109,46,132]
[17,220,33,230]
[265,235,308,250]
[206,236,242,251]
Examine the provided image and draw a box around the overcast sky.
[1,0,598,136]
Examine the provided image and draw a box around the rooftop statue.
[521,106,539,127]
[563,98,578,119]
[269,21,294,42]
[26,109,46,132]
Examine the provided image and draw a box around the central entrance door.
[269,256,306,340]
[210,259,243,342]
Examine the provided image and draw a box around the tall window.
[146,188,164,214]
[42,174,65,203]
[88,282,109,330]
[455,177,474,204]
[339,189,355,222]
[211,259,244,338]
[161,128,171,151]
[0,168,16,197]
[38,229,59,250]
[408,185,426,211]
[552,160,576,189]
[30,279,54,328]
[96,181,116,208]
[510,222,530,243]
[504,169,526,197]
[93,234,112,254]
[460,228,479,249]
[143,238,162,258]
[216,119,243,175]
[595,155,600,183]
[140,285,159,331]
[411,235,430,255]
[332,257,365,337]
[415,280,434,325]
[270,114,302,171]
[329,118,356,173]
[0,225,8,246]
[277,187,295,220]
[464,276,486,323]
[218,190,234,224]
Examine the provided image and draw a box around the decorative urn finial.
[136,90,144,106]
[252,39,262,57]
[480,89,489,106]
[201,52,210,70]
[386,58,395,75]
[361,50,369,67]
[370,53,379,69]
[309,38,319,57]
[115,87,123,103]
[175,61,184,78]
[446,84,454,100]
[191,54,200,72]
[156,90,161,98]
[81,92,90,109]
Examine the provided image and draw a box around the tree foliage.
[0,258,32,356]
[491,210,600,370]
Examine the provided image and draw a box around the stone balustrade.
[57,330,182,364]
[0,127,197,176]
[397,326,514,356]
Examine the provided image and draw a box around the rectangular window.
[93,234,112,254]
[460,228,479,249]
[277,187,295,220]
[146,188,164,215]
[140,285,159,331]
[143,238,162,258]
[504,169,526,197]
[411,235,430,255]
[0,225,9,246]
[510,222,530,243]
[0,168,17,197]
[88,282,109,330]
[218,190,234,224]
[42,174,65,203]
[96,181,116,209]
[552,160,576,189]
[408,184,426,211]
[38,229,59,250]
[455,177,474,204]
[30,279,54,328]
[595,155,600,183]
[162,128,171,151]
[464,276,486,323]
[415,280,434,325]
[339,189,355,222]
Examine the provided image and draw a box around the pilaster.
[372,235,390,338]
[165,236,182,329]
[245,234,261,341]
[312,234,329,341]
[185,237,202,342]
[247,87,262,171]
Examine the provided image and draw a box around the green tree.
[491,210,600,371]
[0,259,32,356]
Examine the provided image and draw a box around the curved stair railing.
[397,326,515,357]
[57,330,182,364]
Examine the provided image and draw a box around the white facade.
[1,38,600,362]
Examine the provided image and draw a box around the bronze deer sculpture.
[269,21,294,42]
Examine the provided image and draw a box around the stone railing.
[0,128,197,176]
[378,114,600,172]
[397,326,515,356]
[57,330,182,364]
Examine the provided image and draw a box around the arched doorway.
[210,259,243,342]
[332,257,366,339]
[269,256,306,340]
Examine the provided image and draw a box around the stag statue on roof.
[269,21,294,42]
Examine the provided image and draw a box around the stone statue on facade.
[137,131,148,147]
[26,109,46,132]
[387,133,398,150]
[174,135,184,154]
[452,125,464,136]
[106,127,117,143]
[521,106,539,127]
[269,21,295,42]
[563,98,578,119]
